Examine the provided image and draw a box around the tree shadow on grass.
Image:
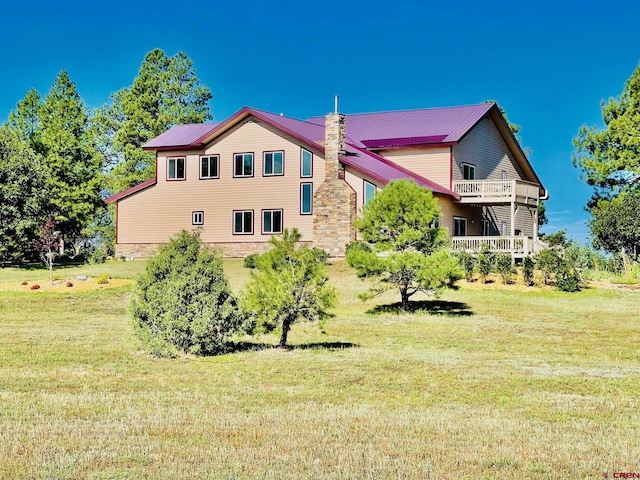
[366,300,473,316]
[287,341,358,351]
[226,341,358,354]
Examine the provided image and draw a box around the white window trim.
[453,216,467,237]
[364,180,376,205]
[481,218,490,236]
[262,209,283,235]
[263,151,284,176]
[167,157,186,180]
[192,211,204,225]
[301,148,313,178]
[462,163,476,181]
[200,155,220,179]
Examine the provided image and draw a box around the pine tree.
[0,126,49,263]
[346,179,462,310]
[37,71,104,247]
[93,49,212,195]
[243,229,337,348]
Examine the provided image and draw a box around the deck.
[453,179,540,206]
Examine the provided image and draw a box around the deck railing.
[451,236,545,257]
[453,180,540,205]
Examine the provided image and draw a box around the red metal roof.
[117,103,499,202]
[307,103,493,147]
[143,123,219,149]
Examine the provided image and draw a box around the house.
[106,101,547,259]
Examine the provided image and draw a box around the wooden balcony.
[451,236,547,258]
[453,179,540,205]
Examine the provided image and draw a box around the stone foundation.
[115,243,161,260]
[115,241,314,260]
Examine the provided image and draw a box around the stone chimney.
[312,98,356,257]
[324,112,346,180]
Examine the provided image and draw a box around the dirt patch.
[588,280,640,291]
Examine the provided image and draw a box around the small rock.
[76,275,88,281]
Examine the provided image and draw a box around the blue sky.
[2,0,639,243]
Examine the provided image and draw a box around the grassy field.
[1,259,639,479]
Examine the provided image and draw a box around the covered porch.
[448,179,544,259]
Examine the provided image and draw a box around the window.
[262,210,283,234]
[234,153,253,177]
[301,149,313,177]
[200,155,219,179]
[233,210,253,234]
[429,217,441,228]
[501,221,508,236]
[501,170,507,180]
[263,151,284,176]
[481,219,490,236]
[301,183,313,214]
[192,211,204,225]
[167,157,185,180]
[364,180,376,205]
[453,217,467,236]
[462,163,475,180]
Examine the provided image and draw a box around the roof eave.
[105,178,157,204]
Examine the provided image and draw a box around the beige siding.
[117,120,325,245]
[344,167,383,212]
[344,167,382,240]
[377,146,451,189]
[453,118,526,182]
[439,198,483,236]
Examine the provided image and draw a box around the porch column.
[510,202,516,237]
[533,207,539,244]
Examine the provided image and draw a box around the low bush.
[477,245,494,284]
[535,230,581,291]
[97,274,109,285]
[494,253,515,284]
[310,247,330,264]
[344,241,372,267]
[556,267,581,292]
[457,251,475,282]
[132,230,243,357]
[88,248,107,265]
[522,256,535,285]
[243,253,259,269]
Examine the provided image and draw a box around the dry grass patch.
[0,259,639,478]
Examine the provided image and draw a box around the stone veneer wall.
[312,181,356,256]
[115,241,307,260]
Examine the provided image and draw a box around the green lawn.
[1,259,639,479]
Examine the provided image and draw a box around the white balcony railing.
[451,236,546,257]
[453,180,540,205]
